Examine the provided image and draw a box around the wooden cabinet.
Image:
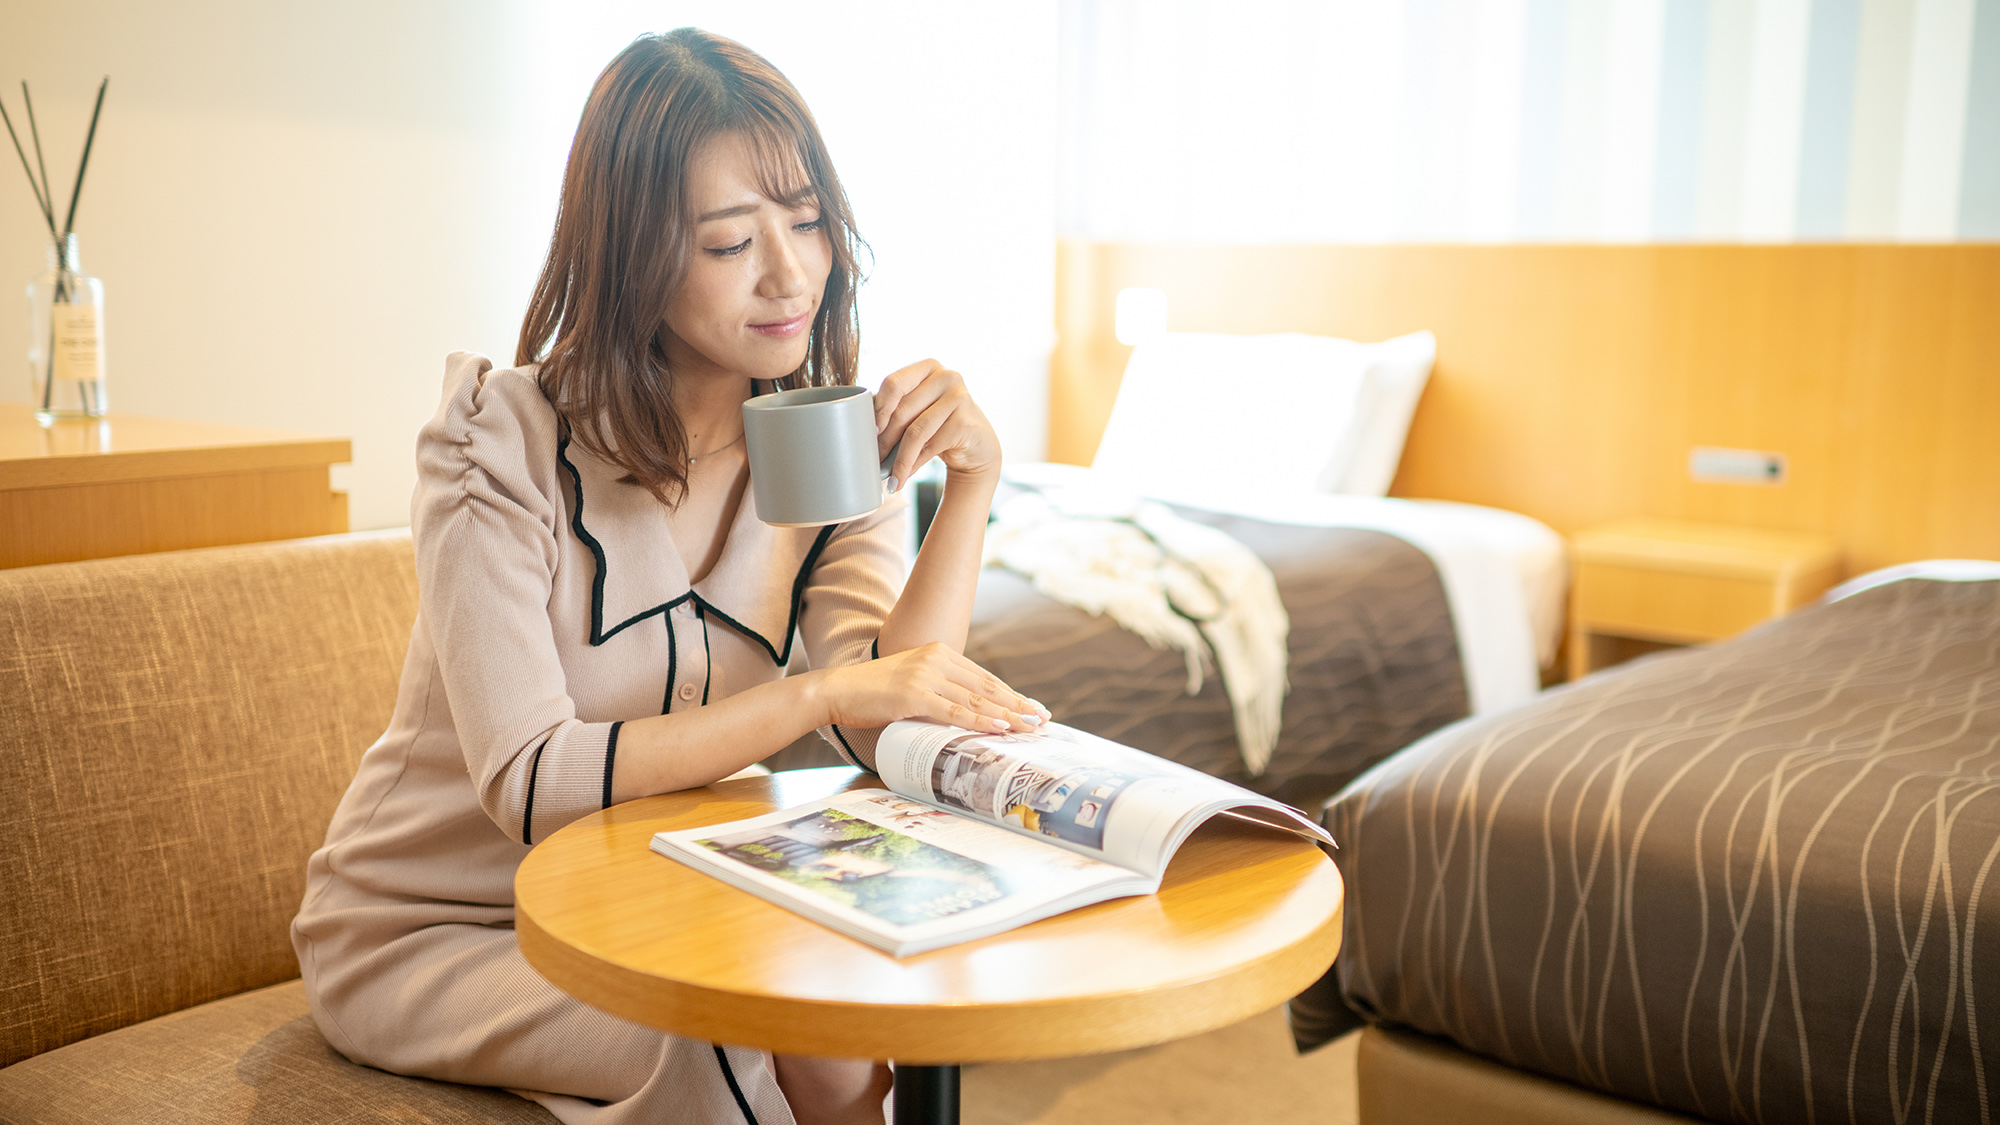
[1567,518,1839,680]
[0,404,350,568]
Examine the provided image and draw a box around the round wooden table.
[515,767,1343,1124]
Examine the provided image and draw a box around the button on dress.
[291,353,907,1124]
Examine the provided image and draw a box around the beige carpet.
[960,1008,1359,1125]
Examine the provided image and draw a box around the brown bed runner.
[967,510,1468,811]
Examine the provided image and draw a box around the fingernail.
[987,717,1008,731]
[887,476,901,494]
[1029,699,1051,718]
[1016,713,1043,726]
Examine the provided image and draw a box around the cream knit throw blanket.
[982,486,1290,775]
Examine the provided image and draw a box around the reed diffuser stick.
[0,100,56,236]
[61,79,107,239]
[57,82,106,415]
[21,85,58,240]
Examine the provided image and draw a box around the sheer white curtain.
[1060,0,1996,243]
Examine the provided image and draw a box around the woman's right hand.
[815,642,1049,734]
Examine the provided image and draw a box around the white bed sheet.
[1827,559,2000,601]
[1000,464,1566,717]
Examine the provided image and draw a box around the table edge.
[517,889,1343,1063]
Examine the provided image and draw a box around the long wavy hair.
[517,29,864,506]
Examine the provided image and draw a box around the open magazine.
[650,720,1334,957]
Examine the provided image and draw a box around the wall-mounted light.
[1689,446,1787,486]
[1114,287,1168,346]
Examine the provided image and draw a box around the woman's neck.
[673,373,754,456]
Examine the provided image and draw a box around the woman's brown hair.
[518,29,863,506]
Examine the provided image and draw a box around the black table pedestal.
[891,1063,959,1125]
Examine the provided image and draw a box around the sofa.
[0,531,555,1123]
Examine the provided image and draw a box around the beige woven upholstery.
[0,981,553,1125]
[0,532,554,1123]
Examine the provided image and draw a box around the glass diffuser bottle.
[27,233,108,424]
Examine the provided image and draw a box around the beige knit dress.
[292,352,907,1125]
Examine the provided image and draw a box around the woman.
[292,29,1044,1125]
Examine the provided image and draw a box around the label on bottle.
[51,302,106,383]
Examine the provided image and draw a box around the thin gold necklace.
[687,429,744,466]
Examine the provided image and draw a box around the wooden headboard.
[1050,241,2000,575]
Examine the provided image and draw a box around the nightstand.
[1567,518,1840,680]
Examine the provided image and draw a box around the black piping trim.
[559,432,696,645]
[828,725,867,771]
[561,428,837,661]
[819,640,883,771]
[521,738,549,846]
[692,522,839,666]
[662,613,680,715]
[602,721,624,810]
[697,602,713,706]
[713,1045,762,1125]
[557,433,613,644]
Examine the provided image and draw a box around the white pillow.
[1331,330,1436,497]
[1090,332,1369,501]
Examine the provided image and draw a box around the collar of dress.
[556,433,834,665]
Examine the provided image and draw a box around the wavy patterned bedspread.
[1296,576,2000,1125]
[965,514,1469,810]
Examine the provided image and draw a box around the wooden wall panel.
[1049,242,2000,574]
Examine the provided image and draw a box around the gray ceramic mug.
[742,385,895,527]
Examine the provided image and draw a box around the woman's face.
[663,132,832,385]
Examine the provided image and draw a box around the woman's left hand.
[873,359,1001,489]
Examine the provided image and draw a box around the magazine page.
[873,720,1327,876]
[650,788,1147,956]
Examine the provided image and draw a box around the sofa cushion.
[0,532,419,1067]
[0,980,555,1124]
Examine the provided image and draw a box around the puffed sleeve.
[412,352,620,844]
[798,488,911,768]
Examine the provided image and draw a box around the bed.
[955,326,1564,810]
[1290,564,2000,1125]
[965,473,1564,809]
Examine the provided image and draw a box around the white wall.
[0,2,1057,530]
